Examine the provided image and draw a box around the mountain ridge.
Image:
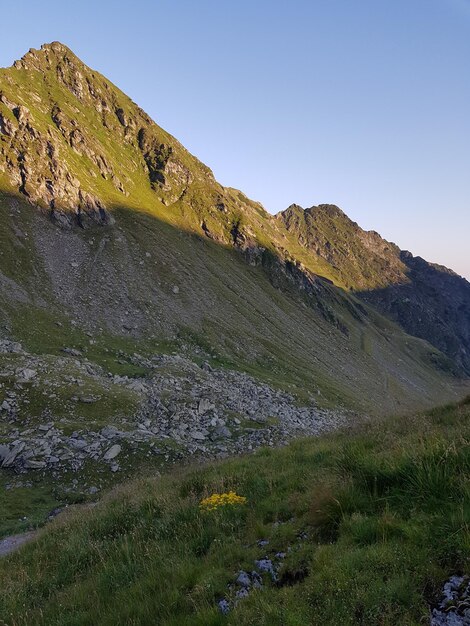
[0,41,468,416]
[277,202,470,372]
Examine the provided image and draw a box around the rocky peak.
[13,42,83,72]
[0,43,217,226]
[307,203,348,220]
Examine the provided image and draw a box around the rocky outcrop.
[0,42,209,225]
[0,91,114,226]
[137,127,193,203]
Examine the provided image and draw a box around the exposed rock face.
[137,127,193,203]
[279,204,470,374]
[0,88,111,226]
[279,204,407,291]
[0,42,212,226]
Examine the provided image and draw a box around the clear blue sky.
[2,0,470,278]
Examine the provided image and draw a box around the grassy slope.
[0,397,468,625]
[0,191,464,416]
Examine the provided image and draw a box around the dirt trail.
[0,531,38,557]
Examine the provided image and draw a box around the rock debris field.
[0,339,348,482]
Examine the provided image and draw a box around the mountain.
[279,203,470,373]
[0,41,468,424]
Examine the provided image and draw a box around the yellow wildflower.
[199,491,247,511]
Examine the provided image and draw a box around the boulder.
[101,425,120,439]
[198,398,215,415]
[1,442,25,467]
[214,425,231,438]
[190,430,206,441]
[103,444,122,460]
[0,340,23,354]
[24,459,46,469]
[15,368,37,383]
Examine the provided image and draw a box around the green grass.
[0,478,60,538]
[0,350,140,432]
[0,398,469,625]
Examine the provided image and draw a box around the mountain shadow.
[278,203,470,376]
[0,190,467,416]
[356,251,470,375]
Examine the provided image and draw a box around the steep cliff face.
[0,42,467,415]
[278,203,470,374]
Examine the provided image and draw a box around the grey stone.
[255,559,275,574]
[214,425,231,438]
[16,368,37,383]
[0,444,9,462]
[236,571,251,587]
[235,587,249,600]
[1,442,25,467]
[24,459,46,469]
[127,380,147,393]
[0,340,23,354]
[101,425,120,439]
[103,444,122,460]
[68,439,87,450]
[431,575,470,626]
[198,398,214,415]
[218,599,230,615]
[62,348,83,357]
[190,431,206,441]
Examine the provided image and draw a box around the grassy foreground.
[0,399,469,625]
